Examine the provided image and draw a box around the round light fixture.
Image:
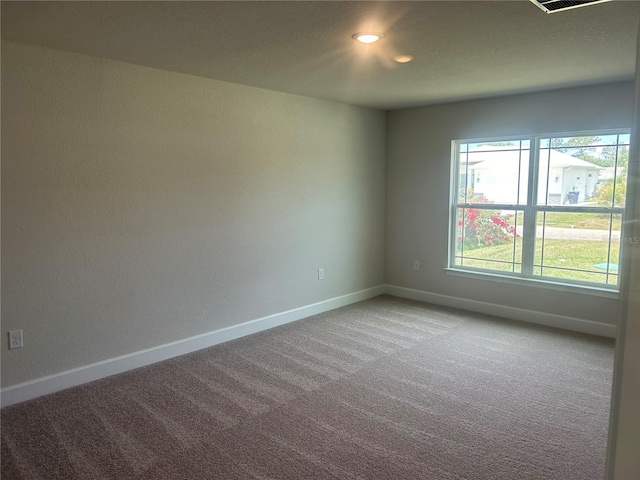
[352,32,385,44]
[393,55,414,64]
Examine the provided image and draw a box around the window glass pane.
[537,135,625,207]
[614,145,628,208]
[465,144,529,205]
[592,144,628,208]
[454,208,522,272]
[534,212,621,285]
[537,147,556,205]
[549,135,617,148]
[458,152,473,203]
[595,134,621,146]
[606,214,622,286]
[466,140,527,151]
[613,174,627,208]
[454,208,465,263]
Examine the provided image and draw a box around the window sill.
[444,268,620,299]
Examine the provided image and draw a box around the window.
[450,131,629,290]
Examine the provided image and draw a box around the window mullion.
[521,137,539,277]
[449,142,461,268]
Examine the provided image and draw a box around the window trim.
[443,267,619,299]
[448,130,629,292]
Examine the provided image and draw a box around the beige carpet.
[1,295,615,479]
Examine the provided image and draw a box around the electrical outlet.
[318,268,324,280]
[413,260,420,271]
[9,330,23,350]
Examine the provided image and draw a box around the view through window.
[451,132,629,289]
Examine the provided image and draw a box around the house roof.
[467,145,604,171]
[1,1,638,110]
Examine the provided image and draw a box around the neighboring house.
[462,145,602,205]
[599,165,625,181]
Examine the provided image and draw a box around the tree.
[550,137,628,169]
[479,141,518,147]
[550,136,600,162]
[592,144,628,207]
[592,178,626,207]
[600,145,629,169]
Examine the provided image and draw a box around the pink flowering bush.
[458,195,519,250]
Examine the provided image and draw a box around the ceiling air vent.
[530,0,612,14]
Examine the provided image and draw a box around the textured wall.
[1,42,386,387]
[385,82,634,324]
[609,37,640,479]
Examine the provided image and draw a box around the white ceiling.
[2,1,639,110]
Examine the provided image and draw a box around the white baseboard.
[1,285,385,407]
[384,284,617,338]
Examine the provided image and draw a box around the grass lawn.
[537,212,621,230]
[458,239,619,285]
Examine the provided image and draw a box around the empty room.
[1,1,639,479]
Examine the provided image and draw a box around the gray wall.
[1,42,386,387]
[385,82,634,324]
[609,39,640,479]
[2,39,633,390]
[610,120,640,480]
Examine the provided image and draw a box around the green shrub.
[592,177,626,207]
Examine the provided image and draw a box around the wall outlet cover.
[9,330,23,350]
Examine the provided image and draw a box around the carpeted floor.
[1,295,615,480]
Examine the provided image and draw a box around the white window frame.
[448,130,629,293]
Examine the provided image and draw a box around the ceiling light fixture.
[352,32,384,44]
[394,55,414,64]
